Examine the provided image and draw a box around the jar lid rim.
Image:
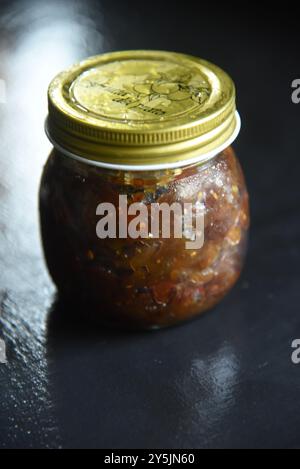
[45,112,241,171]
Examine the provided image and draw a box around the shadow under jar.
[40,50,250,330]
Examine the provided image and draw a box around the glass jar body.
[39,147,249,329]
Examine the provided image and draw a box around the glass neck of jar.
[52,146,226,186]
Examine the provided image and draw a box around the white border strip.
[45,111,241,172]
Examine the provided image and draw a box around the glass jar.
[40,50,249,330]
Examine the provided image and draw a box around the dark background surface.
[0,0,300,449]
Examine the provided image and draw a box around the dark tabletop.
[0,0,300,449]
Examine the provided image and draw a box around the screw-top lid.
[46,50,239,170]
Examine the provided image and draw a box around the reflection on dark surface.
[46,296,243,448]
[1,0,300,449]
[0,0,105,448]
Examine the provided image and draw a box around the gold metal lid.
[46,50,239,170]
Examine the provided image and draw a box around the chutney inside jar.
[41,50,250,329]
